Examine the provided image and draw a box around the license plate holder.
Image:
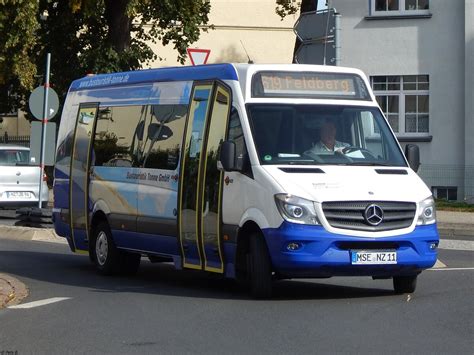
[351,250,397,265]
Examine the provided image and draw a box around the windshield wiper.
[286,160,321,165]
[343,162,391,166]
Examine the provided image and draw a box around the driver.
[308,118,349,153]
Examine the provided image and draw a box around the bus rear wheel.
[393,275,417,294]
[249,233,273,299]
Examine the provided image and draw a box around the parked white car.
[0,144,49,208]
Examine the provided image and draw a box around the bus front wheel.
[91,221,140,275]
[249,233,273,299]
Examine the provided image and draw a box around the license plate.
[7,191,32,199]
[351,250,397,265]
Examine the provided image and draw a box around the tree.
[0,0,212,117]
[0,0,39,114]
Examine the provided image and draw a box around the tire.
[249,233,273,299]
[91,221,140,275]
[393,275,417,294]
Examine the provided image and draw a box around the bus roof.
[69,63,370,93]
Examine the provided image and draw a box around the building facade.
[331,0,473,202]
[148,0,298,66]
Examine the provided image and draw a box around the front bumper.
[263,222,439,278]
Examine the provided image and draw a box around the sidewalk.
[0,210,472,308]
[436,210,474,238]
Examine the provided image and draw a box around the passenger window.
[228,107,251,175]
[141,104,188,170]
[93,106,143,167]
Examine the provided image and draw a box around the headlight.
[274,194,320,225]
[417,196,436,225]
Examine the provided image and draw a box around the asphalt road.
[0,236,473,354]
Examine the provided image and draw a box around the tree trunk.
[292,0,318,63]
[104,0,131,53]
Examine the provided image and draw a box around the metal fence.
[0,133,30,147]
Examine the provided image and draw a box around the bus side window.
[141,104,188,170]
[228,107,252,177]
[93,106,142,168]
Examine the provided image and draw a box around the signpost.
[187,48,211,66]
[293,9,340,66]
[28,53,58,208]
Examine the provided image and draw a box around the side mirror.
[405,144,420,172]
[220,141,237,172]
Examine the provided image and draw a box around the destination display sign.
[251,71,370,100]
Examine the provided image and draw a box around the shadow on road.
[0,242,395,301]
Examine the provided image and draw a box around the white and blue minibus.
[53,64,439,297]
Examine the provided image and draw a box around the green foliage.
[0,0,39,113]
[435,199,474,212]
[0,0,212,118]
[276,0,302,19]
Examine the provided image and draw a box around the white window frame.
[371,75,430,137]
[370,0,430,17]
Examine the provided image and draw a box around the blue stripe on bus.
[69,64,239,92]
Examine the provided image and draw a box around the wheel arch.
[235,220,272,280]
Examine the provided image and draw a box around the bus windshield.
[246,104,407,167]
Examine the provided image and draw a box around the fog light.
[429,242,438,250]
[286,242,302,251]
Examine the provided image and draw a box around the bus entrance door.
[179,83,231,273]
[69,103,98,253]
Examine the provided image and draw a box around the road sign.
[294,9,336,42]
[294,39,336,65]
[30,121,56,166]
[28,86,59,120]
[187,48,211,66]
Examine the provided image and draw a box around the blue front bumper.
[263,222,439,278]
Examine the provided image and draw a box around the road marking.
[439,239,474,251]
[428,267,474,271]
[8,297,71,309]
[433,259,447,268]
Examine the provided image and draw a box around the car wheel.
[393,275,417,294]
[249,233,273,299]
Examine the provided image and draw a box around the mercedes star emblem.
[364,204,384,226]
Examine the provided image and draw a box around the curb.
[0,224,67,244]
[0,273,28,309]
[437,226,474,240]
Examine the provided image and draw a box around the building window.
[432,186,458,201]
[371,75,429,135]
[371,0,429,16]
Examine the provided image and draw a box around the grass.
[435,199,474,212]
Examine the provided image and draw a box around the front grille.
[322,201,416,232]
